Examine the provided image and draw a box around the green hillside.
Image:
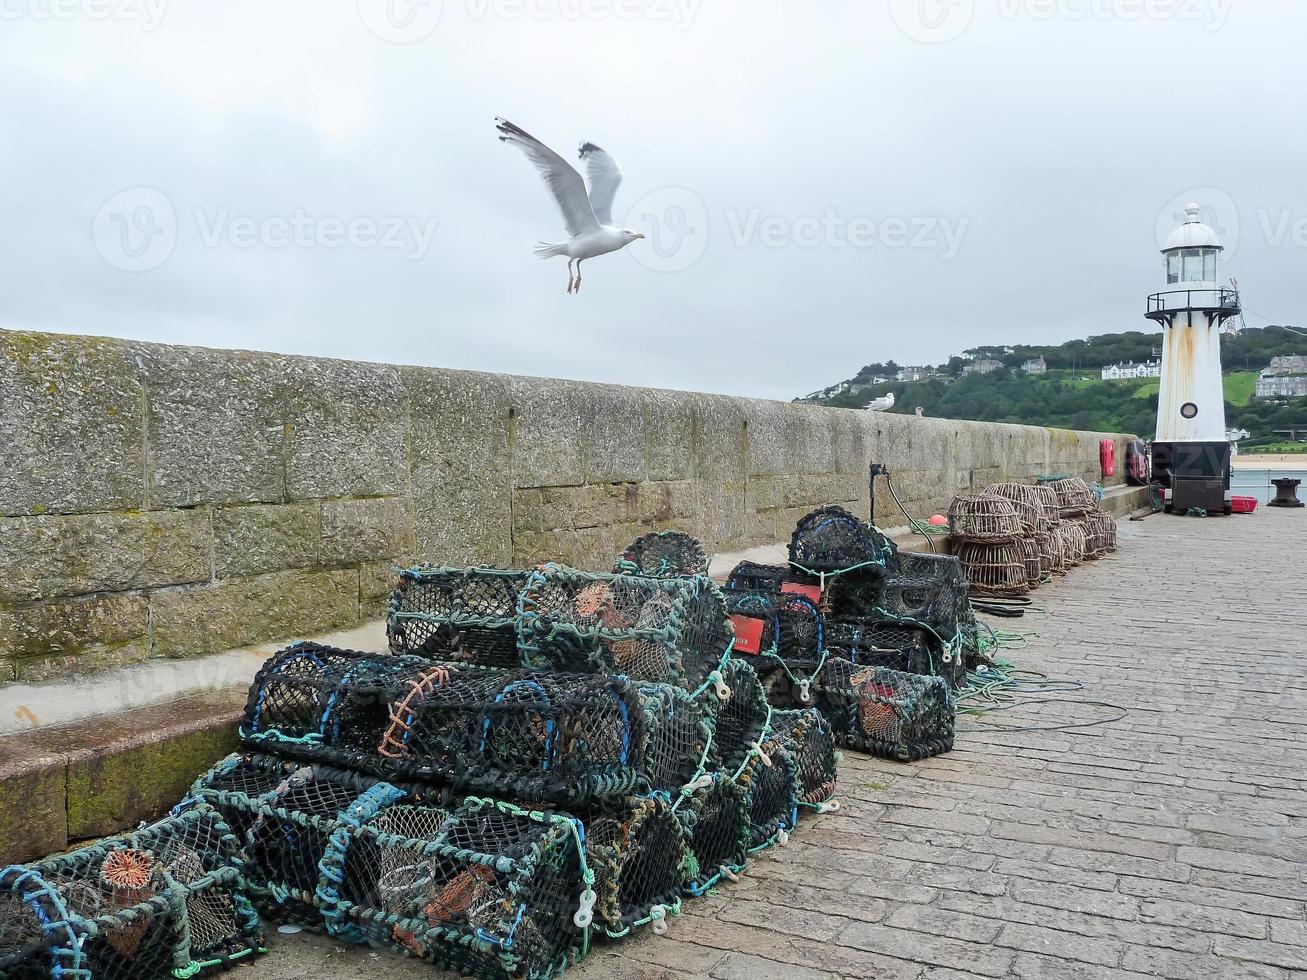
[802,327,1307,444]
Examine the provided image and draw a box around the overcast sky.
[1,1,1303,400]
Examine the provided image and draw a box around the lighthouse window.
[1182,249,1203,282]
[1167,252,1181,284]
[1203,250,1217,281]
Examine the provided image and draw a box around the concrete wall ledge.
[0,687,245,864]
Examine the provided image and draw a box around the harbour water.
[1231,455,1307,503]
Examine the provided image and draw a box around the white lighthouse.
[1146,203,1241,514]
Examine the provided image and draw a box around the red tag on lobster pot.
[781,582,823,605]
[728,614,766,654]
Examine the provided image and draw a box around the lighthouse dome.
[1163,203,1223,251]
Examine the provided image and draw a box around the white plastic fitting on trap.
[776,827,790,846]
[816,799,841,814]
[797,678,812,703]
[750,742,773,767]
[649,905,669,936]
[573,888,597,929]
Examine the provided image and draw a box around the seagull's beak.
[635,232,646,239]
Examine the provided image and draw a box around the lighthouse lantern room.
[1145,203,1241,515]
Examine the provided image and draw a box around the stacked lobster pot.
[0,804,266,980]
[947,493,1029,599]
[721,506,960,763]
[1038,476,1118,564]
[162,528,838,980]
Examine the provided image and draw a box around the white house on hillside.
[1101,360,1162,381]
[1021,356,1047,374]
[963,359,1004,376]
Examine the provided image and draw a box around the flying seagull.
[495,117,644,293]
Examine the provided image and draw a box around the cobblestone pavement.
[265,507,1307,979]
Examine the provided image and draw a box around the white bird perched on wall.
[495,117,644,294]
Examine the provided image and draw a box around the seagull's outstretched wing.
[496,117,599,238]
[578,142,622,226]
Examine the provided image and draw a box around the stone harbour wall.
[0,328,1135,683]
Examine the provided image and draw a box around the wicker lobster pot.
[983,483,1055,535]
[387,566,529,668]
[954,541,1030,598]
[1030,484,1063,529]
[1078,516,1109,560]
[1020,536,1043,588]
[1058,522,1087,566]
[614,530,708,579]
[1090,511,1118,552]
[0,805,263,980]
[517,564,733,690]
[1033,532,1058,577]
[947,493,1023,543]
[1045,477,1097,519]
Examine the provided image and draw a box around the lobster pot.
[376,665,663,806]
[584,797,689,937]
[820,665,954,762]
[788,506,895,577]
[983,483,1054,535]
[955,541,1029,599]
[1030,484,1063,528]
[1019,537,1043,588]
[703,658,769,773]
[822,620,931,674]
[635,683,715,797]
[0,805,263,980]
[724,560,789,594]
[241,642,425,755]
[1040,529,1067,576]
[1078,516,1108,560]
[1096,512,1118,552]
[1045,477,1096,519]
[387,567,529,668]
[318,798,588,980]
[677,776,750,896]
[186,754,412,926]
[723,590,827,705]
[1033,532,1057,577]
[735,739,799,851]
[1058,522,1087,566]
[768,708,838,811]
[614,530,708,578]
[243,646,685,806]
[880,552,970,640]
[517,565,732,689]
[947,493,1023,543]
